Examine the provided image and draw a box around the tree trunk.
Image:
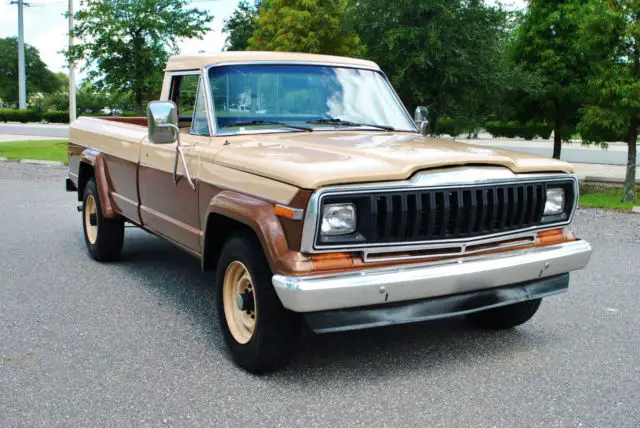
[429,112,439,137]
[553,117,562,159]
[135,91,144,117]
[622,112,638,203]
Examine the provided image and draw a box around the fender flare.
[201,190,289,271]
[79,149,116,218]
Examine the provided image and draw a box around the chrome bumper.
[272,240,592,313]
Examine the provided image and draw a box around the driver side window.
[169,73,210,136]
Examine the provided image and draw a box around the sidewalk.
[0,132,634,184]
[571,163,636,184]
[0,134,66,142]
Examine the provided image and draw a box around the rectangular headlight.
[544,188,565,215]
[321,203,356,235]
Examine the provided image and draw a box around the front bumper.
[272,240,592,313]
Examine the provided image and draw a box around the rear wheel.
[216,231,300,373]
[82,178,124,261]
[466,298,542,329]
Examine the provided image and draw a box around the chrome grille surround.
[300,167,579,254]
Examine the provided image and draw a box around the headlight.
[544,188,565,215]
[321,203,356,235]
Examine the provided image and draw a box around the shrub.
[42,110,69,124]
[0,109,42,123]
[485,121,553,140]
[435,117,462,137]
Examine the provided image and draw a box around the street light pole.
[15,0,27,110]
[68,0,76,122]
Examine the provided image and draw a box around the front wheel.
[216,232,301,373]
[466,298,542,329]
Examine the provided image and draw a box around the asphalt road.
[1,163,639,427]
[0,124,69,139]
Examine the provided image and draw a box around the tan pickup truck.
[67,52,592,372]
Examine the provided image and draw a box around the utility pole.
[10,0,27,110]
[68,0,76,122]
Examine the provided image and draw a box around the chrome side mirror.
[147,100,179,144]
[414,106,429,136]
[146,100,195,191]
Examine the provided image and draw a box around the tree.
[0,37,61,106]
[577,0,639,202]
[223,1,260,51]
[353,0,509,134]
[509,0,592,159]
[70,0,213,115]
[248,0,363,56]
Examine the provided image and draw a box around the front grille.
[316,180,575,248]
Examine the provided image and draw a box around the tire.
[82,178,124,261]
[216,231,301,373]
[466,298,542,329]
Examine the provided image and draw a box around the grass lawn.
[580,187,638,211]
[0,140,67,164]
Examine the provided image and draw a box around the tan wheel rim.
[84,195,98,245]
[223,261,257,344]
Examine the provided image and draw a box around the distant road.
[464,138,636,166]
[0,123,68,139]
[0,123,635,165]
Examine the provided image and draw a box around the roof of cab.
[165,51,380,71]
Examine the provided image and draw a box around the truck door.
[138,72,211,254]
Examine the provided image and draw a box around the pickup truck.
[67,51,592,373]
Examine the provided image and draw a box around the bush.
[0,109,42,123]
[435,117,462,137]
[485,121,553,140]
[42,110,69,124]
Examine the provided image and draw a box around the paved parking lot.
[1,163,639,427]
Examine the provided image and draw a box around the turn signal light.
[274,204,304,220]
[537,228,566,245]
[311,253,353,271]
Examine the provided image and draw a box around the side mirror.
[414,106,429,136]
[147,100,179,144]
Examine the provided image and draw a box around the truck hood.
[215,131,574,189]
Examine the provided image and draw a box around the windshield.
[208,64,416,135]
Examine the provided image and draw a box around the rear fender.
[79,149,116,218]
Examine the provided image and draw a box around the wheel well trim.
[201,190,289,272]
[79,148,116,218]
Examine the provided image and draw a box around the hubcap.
[84,195,98,244]
[223,261,257,344]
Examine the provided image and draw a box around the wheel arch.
[78,148,116,218]
[201,191,290,273]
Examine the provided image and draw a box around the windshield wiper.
[222,120,312,132]
[306,118,395,131]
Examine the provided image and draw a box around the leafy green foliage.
[35,81,134,114]
[223,1,260,51]
[485,121,553,140]
[248,0,363,56]
[0,109,42,123]
[509,0,593,158]
[353,0,509,135]
[577,0,640,202]
[0,37,61,106]
[69,0,213,114]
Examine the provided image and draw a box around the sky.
[0,0,241,76]
[0,0,527,78]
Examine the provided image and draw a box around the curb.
[19,159,64,166]
[0,157,7,162]
[582,175,640,185]
[632,207,640,214]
